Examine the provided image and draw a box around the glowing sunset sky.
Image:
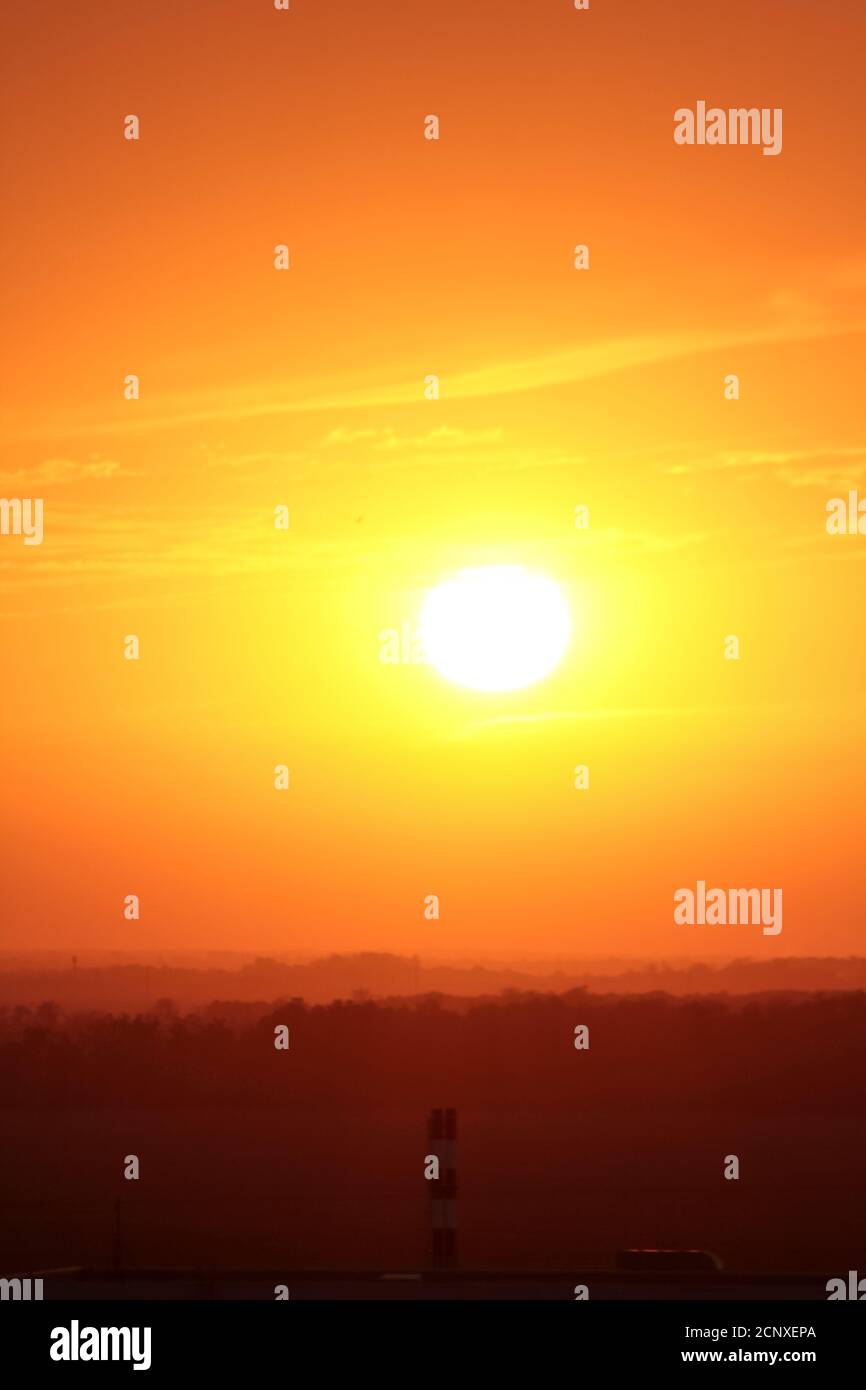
[1,0,864,957]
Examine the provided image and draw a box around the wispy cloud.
[666,445,866,488]
[456,703,789,739]
[0,457,135,485]
[0,502,405,599]
[35,319,866,439]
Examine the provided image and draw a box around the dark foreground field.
[2,990,864,1284]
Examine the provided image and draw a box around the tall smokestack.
[427,1107,457,1269]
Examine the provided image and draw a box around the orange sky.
[1,0,865,959]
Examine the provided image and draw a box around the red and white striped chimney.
[427,1107,457,1269]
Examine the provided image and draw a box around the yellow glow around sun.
[420,566,571,692]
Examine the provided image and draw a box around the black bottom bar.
[1,1299,859,1377]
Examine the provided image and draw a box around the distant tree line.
[1,990,863,1110]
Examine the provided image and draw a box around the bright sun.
[420,565,571,693]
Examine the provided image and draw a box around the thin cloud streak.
[32,320,866,439]
[457,703,795,739]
